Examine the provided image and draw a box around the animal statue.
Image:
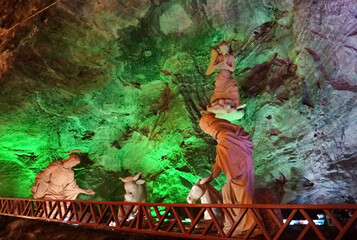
[187,174,224,226]
[118,172,147,220]
[186,173,286,235]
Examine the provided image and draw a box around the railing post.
[16,199,22,215]
[136,203,143,229]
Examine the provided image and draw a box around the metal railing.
[0,198,356,239]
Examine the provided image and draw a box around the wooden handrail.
[0,198,356,239]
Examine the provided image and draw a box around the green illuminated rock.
[0,0,356,204]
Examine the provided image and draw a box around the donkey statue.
[117,172,147,221]
[187,174,224,226]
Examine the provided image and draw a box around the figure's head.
[219,41,230,55]
[62,149,82,169]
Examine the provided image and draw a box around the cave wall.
[0,0,356,203]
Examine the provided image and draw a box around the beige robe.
[31,161,82,200]
[199,115,261,237]
[31,161,85,218]
[209,70,241,108]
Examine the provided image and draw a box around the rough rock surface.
[0,0,356,204]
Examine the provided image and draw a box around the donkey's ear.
[133,172,142,181]
[119,177,131,183]
[136,179,145,185]
[200,174,213,184]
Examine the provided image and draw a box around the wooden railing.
[0,198,356,239]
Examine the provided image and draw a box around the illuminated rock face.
[0,0,356,203]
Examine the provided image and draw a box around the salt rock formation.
[0,0,356,204]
